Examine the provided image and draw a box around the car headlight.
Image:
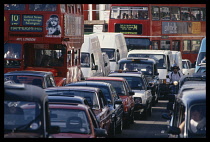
[134,97,142,104]
[173,81,178,86]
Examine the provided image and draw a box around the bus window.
[4,4,25,10]
[181,7,191,21]
[191,40,201,52]
[160,40,170,50]
[172,41,180,51]
[183,40,191,52]
[125,38,150,50]
[4,43,21,59]
[152,6,160,20]
[60,4,66,13]
[151,41,159,50]
[160,7,170,20]
[29,4,56,11]
[190,8,201,21]
[171,7,180,21]
[201,8,206,21]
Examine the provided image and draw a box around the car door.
[97,91,112,133]
[123,80,135,108]
[142,76,152,104]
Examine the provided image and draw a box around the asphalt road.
[113,100,170,138]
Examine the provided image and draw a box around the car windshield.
[46,90,99,109]
[101,48,115,61]
[119,61,153,75]
[4,101,41,132]
[87,80,126,96]
[120,76,145,90]
[189,104,206,136]
[4,75,44,88]
[50,108,91,134]
[128,54,166,69]
[81,53,90,67]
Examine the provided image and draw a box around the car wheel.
[116,119,123,134]
[123,119,130,129]
[142,109,148,120]
[148,105,152,117]
[110,121,116,137]
[130,111,134,124]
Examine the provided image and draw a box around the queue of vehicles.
[4,34,206,138]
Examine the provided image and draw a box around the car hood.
[4,132,41,138]
[52,133,94,138]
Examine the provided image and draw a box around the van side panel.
[195,37,206,72]
[81,34,105,78]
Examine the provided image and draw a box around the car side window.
[124,80,131,95]
[46,76,53,87]
[110,85,118,99]
[88,109,99,128]
[99,91,107,106]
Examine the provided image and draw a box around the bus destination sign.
[10,14,43,32]
[115,24,142,35]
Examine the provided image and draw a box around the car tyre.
[116,119,123,134]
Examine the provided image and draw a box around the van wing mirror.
[92,65,98,70]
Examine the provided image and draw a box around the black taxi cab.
[4,83,60,138]
[167,89,206,138]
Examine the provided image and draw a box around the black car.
[4,83,60,138]
[167,89,206,138]
[117,57,159,105]
[4,70,56,89]
[65,81,124,134]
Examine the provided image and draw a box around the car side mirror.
[155,72,159,75]
[115,99,122,105]
[166,75,169,78]
[92,65,98,70]
[147,86,152,90]
[49,126,60,134]
[104,62,108,67]
[94,128,108,138]
[168,126,181,135]
[161,113,171,120]
[129,91,135,96]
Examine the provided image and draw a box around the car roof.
[49,103,89,110]
[45,86,101,92]
[108,72,143,77]
[66,81,111,87]
[128,49,171,54]
[179,89,206,107]
[4,83,47,103]
[48,95,85,102]
[87,76,127,82]
[4,70,52,77]
[119,57,156,63]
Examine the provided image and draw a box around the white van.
[80,34,105,79]
[96,32,128,71]
[195,37,206,72]
[171,51,183,73]
[127,50,173,97]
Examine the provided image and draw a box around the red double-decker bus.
[4,4,84,85]
[108,4,206,62]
